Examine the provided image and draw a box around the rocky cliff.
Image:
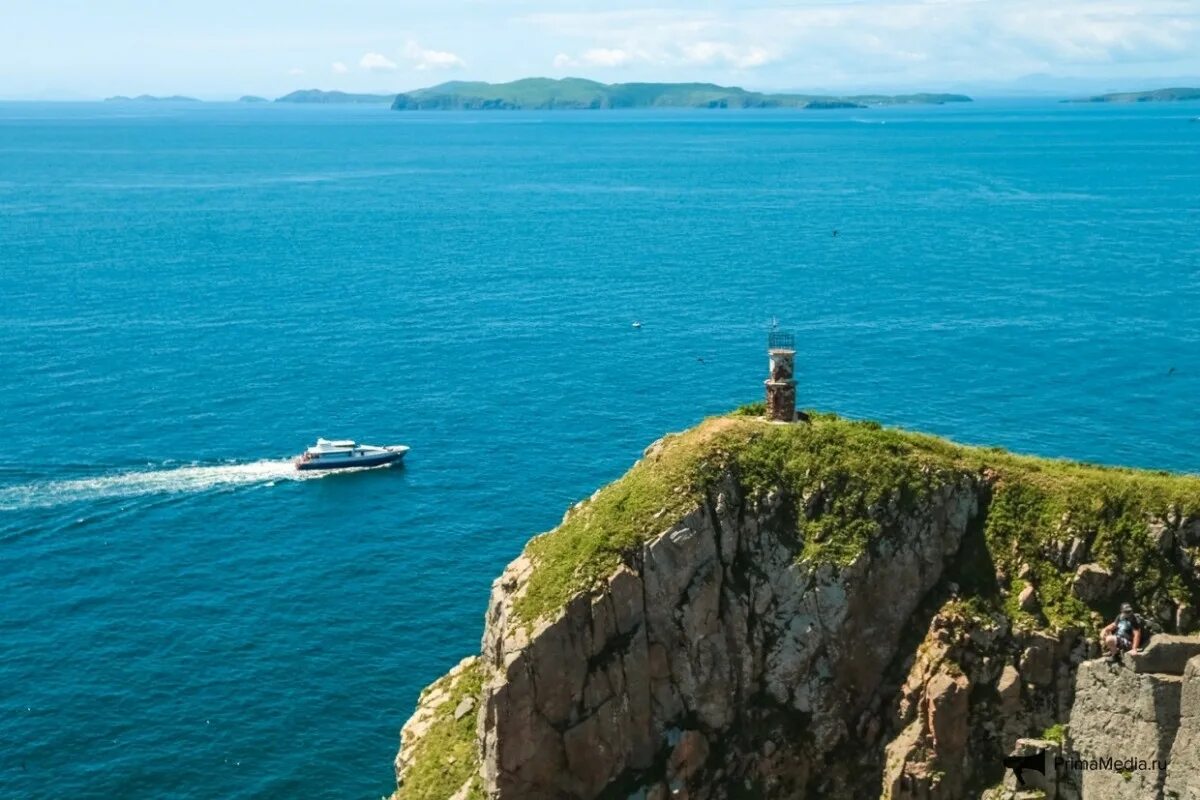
[390,411,1200,800]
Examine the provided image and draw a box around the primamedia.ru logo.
[1004,748,1168,787]
[1058,755,1168,772]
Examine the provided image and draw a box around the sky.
[2,0,1199,99]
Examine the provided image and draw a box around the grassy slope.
[392,660,485,800]
[392,79,972,109]
[513,409,1200,632]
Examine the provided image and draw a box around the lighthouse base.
[765,380,796,422]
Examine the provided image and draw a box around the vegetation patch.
[511,421,734,625]
[1042,723,1066,744]
[393,659,485,800]
[976,458,1200,632]
[719,414,960,567]
[509,409,1200,633]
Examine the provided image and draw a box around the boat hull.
[295,449,406,471]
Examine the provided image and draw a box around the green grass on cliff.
[513,425,724,624]
[511,409,1200,634]
[980,457,1197,630]
[392,659,484,800]
[514,410,968,624]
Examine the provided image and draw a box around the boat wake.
[0,459,309,511]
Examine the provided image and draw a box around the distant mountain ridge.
[390,78,971,110]
[1066,87,1200,103]
[274,89,396,104]
[95,82,976,108]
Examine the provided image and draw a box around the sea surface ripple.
[1,99,1199,799]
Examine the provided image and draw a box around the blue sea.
[2,99,1199,799]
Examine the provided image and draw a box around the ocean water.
[2,99,1199,799]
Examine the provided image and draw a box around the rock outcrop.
[1164,655,1200,800]
[388,413,1200,800]
[974,639,1200,800]
[1066,656,1183,799]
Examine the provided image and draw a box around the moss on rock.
[392,658,485,800]
[511,411,1200,634]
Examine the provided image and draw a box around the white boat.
[295,438,409,471]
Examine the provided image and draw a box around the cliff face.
[391,413,1200,800]
[481,456,976,797]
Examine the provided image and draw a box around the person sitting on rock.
[1100,602,1143,662]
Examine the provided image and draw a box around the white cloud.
[535,12,776,72]
[527,1,1200,85]
[357,44,464,74]
[581,47,635,67]
[550,41,774,72]
[678,42,773,69]
[402,40,466,71]
[359,52,398,72]
[331,61,349,75]
[553,48,636,68]
[287,67,305,76]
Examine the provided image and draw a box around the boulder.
[1128,635,1200,675]
[1179,603,1195,634]
[1018,583,1038,612]
[927,670,970,757]
[997,664,1022,713]
[1071,563,1118,604]
[1020,633,1058,687]
[453,696,476,721]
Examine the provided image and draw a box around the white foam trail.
[0,459,308,511]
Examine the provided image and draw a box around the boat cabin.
[300,438,362,462]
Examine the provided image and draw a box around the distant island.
[1066,87,1200,103]
[390,78,972,110]
[274,89,396,104]
[238,95,269,103]
[104,94,201,103]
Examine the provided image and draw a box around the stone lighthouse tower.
[765,327,796,422]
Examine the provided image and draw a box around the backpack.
[1129,613,1156,646]
[1115,613,1153,647]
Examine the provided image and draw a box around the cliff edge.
[390,410,1200,800]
